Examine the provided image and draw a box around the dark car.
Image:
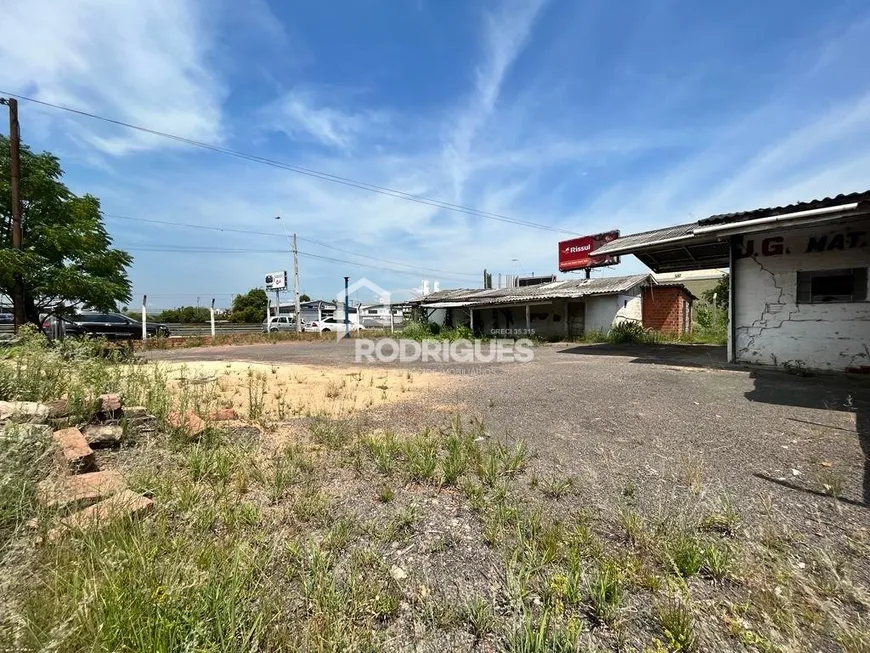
[52,312,171,340]
[0,313,13,324]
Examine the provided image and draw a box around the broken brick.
[52,427,97,473]
[45,398,71,418]
[36,470,125,509]
[167,410,206,439]
[46,490,153,542]
[208,408,239,421]
[98,393,122,415]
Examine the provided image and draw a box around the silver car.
[263,316,302,332]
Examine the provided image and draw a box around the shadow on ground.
[557,342,728,368]
[746,368,870,508]
[559,342,870,507]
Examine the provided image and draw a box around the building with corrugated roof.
[594,191,870,371]
[410,274,694,339]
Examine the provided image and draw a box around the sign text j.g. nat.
[735,231,867,259]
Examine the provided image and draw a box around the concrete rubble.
[0,400,50,423]
[82,424,124,448]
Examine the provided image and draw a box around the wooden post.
[525,304,531,332]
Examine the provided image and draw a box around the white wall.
[733,218,870,371]
[585,289,643,333]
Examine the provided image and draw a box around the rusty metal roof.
[414,274,651,306]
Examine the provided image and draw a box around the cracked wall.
[734,219,870,371]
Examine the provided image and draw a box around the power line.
[120,244,475,282]
[104,213,480,278]
[3,91,579,235]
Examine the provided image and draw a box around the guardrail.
[0,322,264,339]
[0,320,403,339]
[162,323,263,336]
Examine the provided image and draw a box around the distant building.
[270,300,337,323]
[358,303,406,328]
[653,269,726,298]
[410,274,693,338]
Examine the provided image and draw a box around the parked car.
[0,313,13,324]
[45,312,171,340]
[305,317,366,333]
[262,315,304,332]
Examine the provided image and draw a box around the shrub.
[607,321,647,344]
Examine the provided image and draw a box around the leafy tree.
[229,288,268,323]
[299,293,311,303]
[156,306,211,323]
[0,136,132,324]
[702,274,730,309]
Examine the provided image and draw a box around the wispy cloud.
[0,0,224,155]
[264,86,392,150]
[443,0,549,200]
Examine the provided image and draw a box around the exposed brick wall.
[642,287,692,334]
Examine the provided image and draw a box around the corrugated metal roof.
[415,274,651,306]
[594,222,696,256]
[699,190,870,226]
[595,189,870,257]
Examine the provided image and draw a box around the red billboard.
[558,231,620,272]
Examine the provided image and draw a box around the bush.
[692,301,727,344]
[155,306,211,323]
[606,321,647,344]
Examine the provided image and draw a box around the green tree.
[702,274,730,309]
[229,288,268,323]
[156,306,211,323]
[0,136,132,324]
[299,293,311,302]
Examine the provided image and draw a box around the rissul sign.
[558,231,620,272]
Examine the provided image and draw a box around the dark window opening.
[796,268,868,304]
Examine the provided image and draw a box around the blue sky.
[2,0,870,309]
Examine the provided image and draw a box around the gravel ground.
[144,339,869,519]
[144,338,870,648]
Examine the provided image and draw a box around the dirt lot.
[4,339,868,651]
[141,339,870,650]
[146,340,869,514]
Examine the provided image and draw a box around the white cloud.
[264,87,391,150]
[0,0,224,155]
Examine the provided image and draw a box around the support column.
[563,300,569,338]
[525,304,531,332]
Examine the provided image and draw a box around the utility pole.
[1,97,25,330]
[293,233,301,333]
[343,276,350,339]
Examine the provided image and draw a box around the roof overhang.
[422,301,475,309]
[596,202,870,272]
